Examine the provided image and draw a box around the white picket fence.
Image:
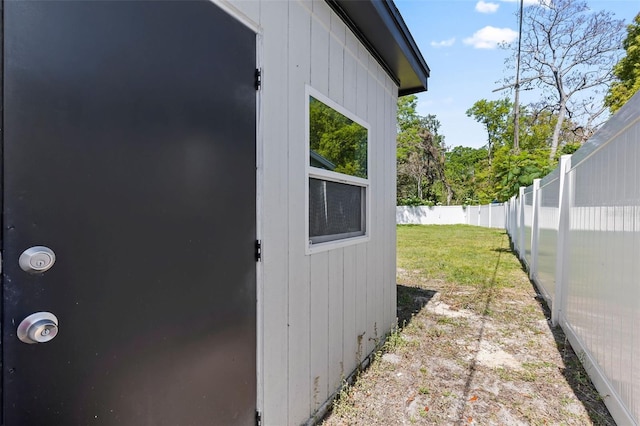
[398,92,640,426]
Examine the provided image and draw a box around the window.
[306,87,369,252]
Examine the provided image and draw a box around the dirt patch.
[322,270,615,425]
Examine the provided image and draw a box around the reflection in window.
[309,96,368,178]
[307,91,369,249]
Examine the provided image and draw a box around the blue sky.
[394,0,640,149]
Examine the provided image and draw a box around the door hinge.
[255,68,262,90]
[255,240,262,262]
[256,410,262,426]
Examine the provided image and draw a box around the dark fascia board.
[326,0,430,96]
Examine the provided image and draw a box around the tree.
[507,0,625,159]
[466,98,513,164]
[519,103,582,154]
[396,95,450,205]
[492,145,553,201]
[444,146,488,204]
[605,13,640,113]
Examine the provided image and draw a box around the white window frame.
[305,85,371,255]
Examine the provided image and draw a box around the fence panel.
[507,92,640,425]
[535,173,560,305]
[522,187,534,269]
[396,204,506,228]
[396,205,467,225]
[479,204,490,227]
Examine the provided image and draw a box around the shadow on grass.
[454,237,502,425]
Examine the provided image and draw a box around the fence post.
[505,201,509,231]
[552,155,572,327]
[518,186,526,261]
[488,203,492,228]
[530,179,541,281]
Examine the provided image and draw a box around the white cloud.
[500,0,540,5]
[475,1,499,13]
[463,26,518,49]
[430,38,456,48]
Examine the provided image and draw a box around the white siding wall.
[220,1,399,424]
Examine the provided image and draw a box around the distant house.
[2,0,429,425]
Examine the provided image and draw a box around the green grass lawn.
[325,224,615,426]
[397,224,524,289]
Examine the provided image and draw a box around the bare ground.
[322,258,615,425]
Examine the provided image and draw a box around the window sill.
[306,234,370,255]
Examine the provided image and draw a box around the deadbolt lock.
[17,312,59,344]
[19,246,56,273]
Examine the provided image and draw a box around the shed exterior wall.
[220,1,399,424]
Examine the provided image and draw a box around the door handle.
[17,312,59,344]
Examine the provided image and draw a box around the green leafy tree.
[605,13,640,113]
[519,105,582,155]
[396,95,450,205]
[466,98,513,164]
[492,146,553,201]
[444,146,488,204]
[463,98,584,201]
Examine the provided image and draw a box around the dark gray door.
[2,1,256,424]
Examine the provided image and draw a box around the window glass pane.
[309,178,365,244]
[309,96,368,178]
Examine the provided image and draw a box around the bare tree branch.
[503,0,625,158]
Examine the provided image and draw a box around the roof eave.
[326,0,430,96]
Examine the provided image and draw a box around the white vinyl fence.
[396,204,506,228]
[506,92,640,426]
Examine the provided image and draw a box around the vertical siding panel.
[343,41,357,114]
[328,34,344,104]
[308,3,330,414]
[385,87,398,331]
[374,67,386,341]
[287,1,312,424]
[355,243,368,364]
[355,49,370,356]
[345,30,359,60]
[342,245,357,376]
[366,59,379,353]
[342,44,358,377]
[356,48,368,121]
[328,12,345,117]
[328,248,345,391]
[330,12,346,45]
[310,12,329,95]
[382,84,389,333]
[311,0,330,28]
[310,252,329,410]
[391,88,398,330]
[261,1,289,424]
